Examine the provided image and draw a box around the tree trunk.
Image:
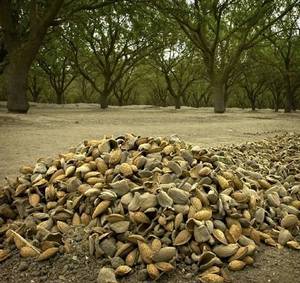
[274,95,279,112]
[284,73,293,113]
[250,97,256,111]
[284,90,293,113]
[175,96,181,109]
[118,97,123,106]
[211,83,225,113]
[99,93,109,109]
[4,57,30,113]
[56,91,64,104]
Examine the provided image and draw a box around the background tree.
[69,4,153,108]
[150,43,199,109]
[37,32,76,104]
[152,0,299,113]
[264,7,300,112]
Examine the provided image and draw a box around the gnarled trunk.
[284,90,293,113]
[56,91,64,104]
[99,93,109,109]
[174,96,181,109]
[4,56,30,113]
[211,82,225,113]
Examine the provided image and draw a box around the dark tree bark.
[4,54,31,112]
[0,0,64,112]
[211,82,225,113]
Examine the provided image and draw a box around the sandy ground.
[1,104,300,283]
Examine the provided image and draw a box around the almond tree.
[152,0,299,113]
[0,0,119,113]
[150,44,199,109]
[37,33,77,104]
[264,6,300,112]
[68,5,154,109]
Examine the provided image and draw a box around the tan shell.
[281,214,298,228]
[81,212,91,225]
[199,167,212,177]
[153,247,176,262]
[11,230,40,256]
[109,148,122,165]
[147,263,160,280]
[199,274,224,283]
[157,190,173,208]
[57,221,70,234]
[29,193,40,207]
[45,184,57,201]
[291,200,300,209]
[162,144,174,155]
[37,247,59,261]
[115,243,133,257]
[232,175,243,190]
[229,246,248,262]
[174,229,192,246]
[65,165,76,177]
[72,213,81,225]
[229,224,242,243]
[286,241,300,250]
[212,229,228,245]
[278,229,293,245]
[194,224,211,243]
[110,221,130,234]
[125,249,138,266]
[228,260,246,271]
[231,191,249,203]
[151,238,162,253]
[155,262,175,272]
[194,208,212,221]
[107,214,126,223]
[0,249,10,262]
[216,175,230,190]
[127,234,146,244]
[213,244,239,258]
[249,228,261,244]
[174,213,183,230]
[138,241,154,264]
[115,265,132,276]
[96,158,108,174]
[40,241,58,251]
[198,251,223,271]
[20,246,40,257]
[92,200,111,219]
[132,211,150,224]
[190,197,203,210]
[243,256,254,265]
[120,163,133,177]
[200,266,221,277]
[258,179,271,190]
[245,244,256,255]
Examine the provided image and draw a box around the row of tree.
[0,0,300,113]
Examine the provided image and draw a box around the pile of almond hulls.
[0,133,299,282]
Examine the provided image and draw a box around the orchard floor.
[1,103,300,283]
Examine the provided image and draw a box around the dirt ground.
[1,104,300,283]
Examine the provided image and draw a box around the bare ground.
[0,104,300,283]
